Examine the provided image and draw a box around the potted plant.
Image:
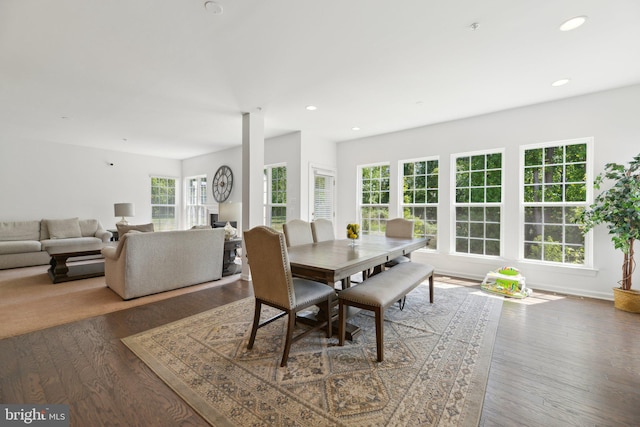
[579,154,640,312]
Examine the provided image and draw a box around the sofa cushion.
[44,218,83,239]
[40,236,101,250]
[79,219,99,237]
[0,220,41,241]
[116,223,154,235]
[0,240,42,255]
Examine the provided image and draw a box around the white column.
[241,110,265,280]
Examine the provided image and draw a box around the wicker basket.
[613,287,640,313]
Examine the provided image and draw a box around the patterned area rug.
[123,282,503,426]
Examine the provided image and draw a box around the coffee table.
[46,242,113,284]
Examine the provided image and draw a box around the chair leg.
[429,274,434,303]
[280,310,296,367]
[375,307,384,362]
[338,300,346,346]
[247,300,262,349]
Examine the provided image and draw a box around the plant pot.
[613,287,640,313]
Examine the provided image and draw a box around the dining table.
[287,234,428,339]
[287,234,427,287]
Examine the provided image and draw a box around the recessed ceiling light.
[352,127,361,131]
[305,105,317,111]
[204,1,223,15]
[552,78,570,87]
[560,16,587,31]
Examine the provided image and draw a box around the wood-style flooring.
[1,277,639,426]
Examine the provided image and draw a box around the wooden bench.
[338,262,434,362]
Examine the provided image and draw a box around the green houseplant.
[579,154,640,312]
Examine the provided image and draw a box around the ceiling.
[2,1,639,160]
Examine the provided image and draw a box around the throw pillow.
[79,219,99,237]
[116,223,155,236]
[46,218,83,239]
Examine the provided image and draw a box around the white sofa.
[101,228,225,300]
[0,218,112,269]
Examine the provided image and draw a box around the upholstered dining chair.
[311,219,335,242]
[283,219,314,247]
[385,218,415,309]
[243,226,334,367]
[385,218,415,266]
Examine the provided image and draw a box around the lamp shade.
[218,202,241,222]
[114,203,135,217]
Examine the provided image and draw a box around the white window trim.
[518,136,594,268]
[450,148,505,258]
[150,175,180,231]
[184,175,208,229]
[357,162,391,234]
[264,163,287,228]
[398,155,440,251]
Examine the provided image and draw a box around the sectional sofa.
[0,218,112,269]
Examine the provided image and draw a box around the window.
[453,151,503,256]
[185,175,208,229]
[264,165,287,231]
[313,170,334,222]
[401,158,438,249]
[151,176,178,231]
[359,164,390,235]
[522,139,590,264]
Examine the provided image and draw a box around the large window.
[453,151,503,256]
[264,165,287,231]
[151,176,178,231]
[185,175,208,229]
[522,139,590,264]
[360,164,390,235]
[401,158,438,249]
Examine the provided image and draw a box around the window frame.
[358,162,391,236]
[519,137,594,267]
[264,163,287,231]
[450,148,505,257]
[399,156,439,250]
[184,175,208,229]
[150,175,179,231]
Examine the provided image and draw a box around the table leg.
[48,255,70,283]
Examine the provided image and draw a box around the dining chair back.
[311,219,335,242]
[385,218,415,270]
[385,217,415,239]
[243,226,334,367]
[283,219,314,247]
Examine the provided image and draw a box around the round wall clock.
[212,165,233,202]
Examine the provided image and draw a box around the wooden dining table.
[287,235,428,339]
[287,234,428,288]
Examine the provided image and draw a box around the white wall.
[265,132,302,220]
[182,145,243,230]
[0,140,181,230]
[301,132,337,220]
[183,131,338,227]
[337,84,640,300]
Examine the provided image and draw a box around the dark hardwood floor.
[1,277,639,426]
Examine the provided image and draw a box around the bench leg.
[375,307,384,362]
[338,300,346,346]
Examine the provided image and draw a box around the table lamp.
[218,202,241,239]
[114,203,135,225]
